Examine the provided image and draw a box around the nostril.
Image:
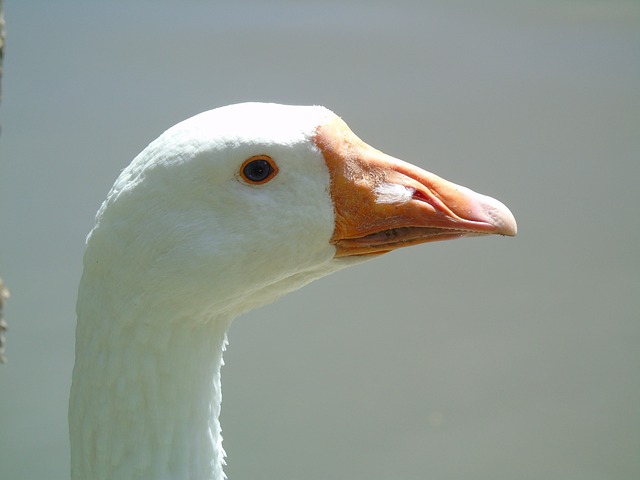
[412,189,429,202]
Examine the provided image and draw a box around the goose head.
[83,102,516,322]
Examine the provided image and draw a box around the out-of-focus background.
[1,1,638,479]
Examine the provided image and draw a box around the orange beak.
[315,116,517,257]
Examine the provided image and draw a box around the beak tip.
[484,197,517,237]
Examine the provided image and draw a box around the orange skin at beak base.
[314,117,517,258]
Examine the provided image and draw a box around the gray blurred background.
[1,1,638,479]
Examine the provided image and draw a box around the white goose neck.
[70,278,232,480]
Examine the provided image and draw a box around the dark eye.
[240,155,278,184]
[244,160,271,181]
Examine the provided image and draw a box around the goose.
[69,102,516,480]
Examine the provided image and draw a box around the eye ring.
[240,155,279,185]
